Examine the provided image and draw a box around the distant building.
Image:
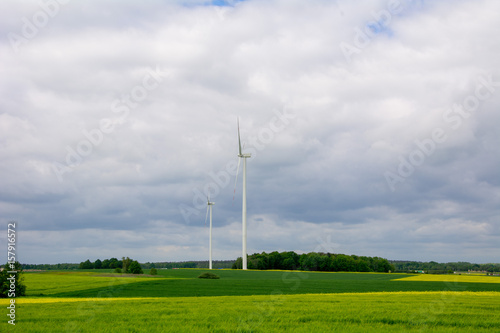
[468,270,487,274]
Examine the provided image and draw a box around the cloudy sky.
[1,0,499,265]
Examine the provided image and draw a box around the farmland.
[1,269,499,332]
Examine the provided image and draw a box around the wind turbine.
[235,118,251,270]
[205,196,215,270]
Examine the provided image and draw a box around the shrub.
[150,268,158,275]
[114,268,122,273]
[198,272,220,279]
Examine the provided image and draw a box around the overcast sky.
[1,0,499,265]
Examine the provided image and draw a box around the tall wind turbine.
[235,118,251,270]
[205,196,215,270]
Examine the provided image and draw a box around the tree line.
[79,257,122,270]
[21,258,499,274]
[21,260,235,271]
[150,260,235,269]
[79,257,143,274]
[76,257,238,273]
[22,263,80,270]
[232,251,395,273]
[390,261,500,274]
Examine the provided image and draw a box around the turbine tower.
[205,196,215,270]
[236,118,251,270]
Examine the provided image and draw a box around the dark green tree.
[301,252,322,271]
[257,257,269,270]
[317,255,332,271]
[281,251,299,270]
[356,260,371,272]
[1,262,26,298]
[129,260,143,274]
[108,258,120,269]
[101,259,110,269]
[79,259,93,269]
[232,257,242,269]
[247,259,256,269]
[331,254,354,271]
[268,251,283,269]
[94,259,102,269]
[282,258,295,270]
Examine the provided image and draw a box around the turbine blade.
[204,205,209,226]
[237,118,242,156]
[232,157,241,204]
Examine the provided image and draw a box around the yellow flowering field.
[393,274,500,284]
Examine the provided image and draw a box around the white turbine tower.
[205,196,215,270]
[235,118,251,270]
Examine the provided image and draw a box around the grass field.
[22,269,500,298]
[2,269,499,332]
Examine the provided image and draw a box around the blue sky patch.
[208,0,246,7]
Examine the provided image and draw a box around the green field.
[2,269,499,332]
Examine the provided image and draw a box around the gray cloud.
[0,0,499,264]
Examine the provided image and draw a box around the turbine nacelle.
[204,196,215,224]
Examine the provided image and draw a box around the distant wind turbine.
[234,118,251,270]
[205,196,215,270]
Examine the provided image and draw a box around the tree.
[331,254,355,272]
[373,258,394,273]
[247,259,257,269]
[94,259,102,269]
[317,255,332,271]
[268,251,283,269]
[129,260,143,274]
[281,251,299,270]
[79,259,93,269]
[1,262,26,298]
[232,257,242,269]
[282,258,295,270]
[122,257,132,273]
[108,258,120,269]
[101,259,110,269]
[301,252,322,271]
[356,260,371,272]
[255,252,269,270]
